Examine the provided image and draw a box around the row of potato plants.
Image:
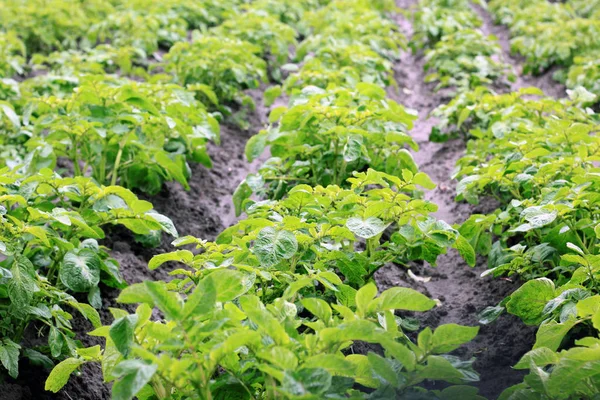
[413,0,600,398]
[38,1,490,399]
[411,0,513,97]
[0,0,274,387]
[488,0,600,104]
[0,0,246,385]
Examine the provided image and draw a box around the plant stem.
[110,145,124,186]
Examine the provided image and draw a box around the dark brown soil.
[0,3,568,400]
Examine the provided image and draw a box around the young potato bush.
[236,84,419,206]
[412,0,482,48]
[87,11,188,55]
[301,2,406,61]
[0,0,113,54]
[164,36,267,112]
[423,29,512,92]
[46,278,482,400]
[167,170,475,303]
[209,11,298,75]
[0,168,176,378]
[0,32,27,78]
[284,41,393,92]
[18,76,219,194]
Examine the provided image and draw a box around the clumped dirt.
[1,3,570,399]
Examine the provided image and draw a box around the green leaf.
[183,274,216,317]
[145,281,183,320]
[254,227,298,267]
[59,249,101,293]
[264,85,282,107]
[431,324,479,354]
[368,287,436,313]
[123,96,160,115]
[232,181,253,217]
[0,340,20,379]
[533,320,578,352]
[346,217,389,239]
[117,283,154,305]
[413,172,436,189]
[110,314,138,358]
[281,368,332,397]
[301,298,332,323]
[453,234,476,267]
[245,132,268,162]
[343,135,363,162]
[45,357,84,393]
[0,103,20,127]
[514,347,559,369]
[355,283,378,316]
[148,250,193,270]
[112,360,158,400]
[367,352,399,387]
[506,278,556,325]
[240,295,289,345]
[268,106,287,123]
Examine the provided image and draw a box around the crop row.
[0,0,491,399]
[489,0,600,104]
[413,0,600,398]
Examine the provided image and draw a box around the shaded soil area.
[1,3,569,400]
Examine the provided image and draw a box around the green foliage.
[285,41,394,92]
[302,1,407,61]
[106,0,241,29]
[209,11,297,74]
[17,75,219,194]
[30,45,147,81]
[412,0,482,48]
[237,84,419,203]
[0,32,26,78]
[499,296,600,399]
[489,0,600,100]
[0,0,108,54]
[224,170,474,294]
[0,168,175,377]
[87,11,187,54]
[46,277,482,399]
[164,36,267,110]
[248,0,326,31]
[562,51,600,102]
[423,30,512,92]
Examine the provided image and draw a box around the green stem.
[71,136,82,176]
[110,145,124,186]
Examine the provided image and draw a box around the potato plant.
[0,167,176,378]
[165,170,475,303]
[412,0,482,48]
[0,32,26,78]
[46,278,482,400]
[432,82,600,394]
[423,29,512,92]
[31,45,147,79]
[163,36,267,112]
[236,84,419,206]
[87,11,188,55]
[301,2,407,61]
[20,76,219,194]
[208,12,298,75]
[283,41,393,93]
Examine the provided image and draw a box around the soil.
[0,2,569,399]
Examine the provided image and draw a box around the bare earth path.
[373,1,560,398]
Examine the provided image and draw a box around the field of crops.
[0,0,599,399]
